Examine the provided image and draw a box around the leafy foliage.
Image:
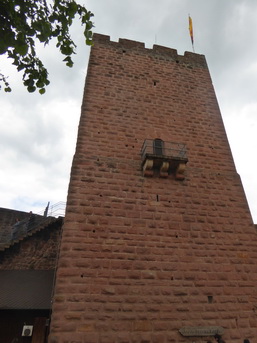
[0,0,94,93]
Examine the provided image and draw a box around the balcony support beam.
[142,159,154,177]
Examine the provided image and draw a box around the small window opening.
[207,295,213,303]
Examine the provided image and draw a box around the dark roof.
[0,270,55,309]
[0,216,63,252]
[0,207,30,244]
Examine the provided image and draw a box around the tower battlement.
[93,33,207,68]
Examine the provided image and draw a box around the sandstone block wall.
[50,34,257,343]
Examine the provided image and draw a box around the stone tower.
[49,34,257,343]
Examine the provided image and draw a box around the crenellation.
[93,33,208,69]
[93,33,111,43]
[119,38,145,49]
[153,43,178,58]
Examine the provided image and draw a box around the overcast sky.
[1,0,257,222]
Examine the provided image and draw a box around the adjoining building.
[0,205,64,343]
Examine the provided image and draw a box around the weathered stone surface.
[49,34,257,343]
[179,326,224,337]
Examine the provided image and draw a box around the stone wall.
[49,34,257,343]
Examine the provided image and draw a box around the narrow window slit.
[208,296,213,303]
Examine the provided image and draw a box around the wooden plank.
[32,317,47,343]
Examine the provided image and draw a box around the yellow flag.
[188,16,194,45]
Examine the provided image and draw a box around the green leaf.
[27,85,36,93]
[86,38,93,46]
[68,1,78,17]
[60,45,73,56]
[63,56,73,67]
[17,64,25,72]
[39,88,46,94]
[36,80,45,88]
[15,44,28,56]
